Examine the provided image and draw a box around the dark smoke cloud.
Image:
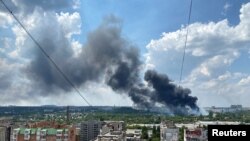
[25,13,74,93]
[134,70,198,114]
[127,70,199,115]
[26,15,199,114]
[26,15,140,94]
[144,70,198,109]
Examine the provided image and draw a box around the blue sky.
[77,0,248,50]
[0,0,250,107]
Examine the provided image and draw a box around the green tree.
[208,111,213,119]
[142,126,149,139]
[151,126,160,141]
[179,126,186,141]
[152,126,157,138]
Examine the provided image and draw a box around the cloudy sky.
[0,0,250,107]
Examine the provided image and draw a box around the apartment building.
[80,120,104,141]
[12,127,76,141]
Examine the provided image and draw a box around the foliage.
[142,126,149,139]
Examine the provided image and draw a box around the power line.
[179,0,193,85]
[0,0,92,106]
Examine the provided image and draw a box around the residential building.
[184,128,207,141]
[160,121,179,141]
[75,128,80,141]
[0,126,7,141]
[126,129,141,141]
[80,120,103,141]
[28,121,67,129]
[103,121,125,132]
[12,127,76,141]
[96,131,125,141]
[175,121,242,129]
[161,128,179,141]
[96,121,126,141]
[204,105,243,113]
[0,126,11,141]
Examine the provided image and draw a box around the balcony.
[64,136,68,141]
[41,130,47,136]
[24,134,30,140]
[41,132,46,136]
[56,130,63,137]
[64,133,68,136]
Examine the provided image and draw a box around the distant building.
[97,121,126,141]
[205,105,243,113]
[161,128,179,141]
[175,121,242,130]
[12,127,76,141]
[102,121,125,133]
[97,131,125,141]
[147,130,153,138]
[230,105,242,110]
[0,126,11,141]
[126,129,142,141]
[184,128,207,141]
[80,120,104,141]
[160,121,179,141]
[128,124,160,128]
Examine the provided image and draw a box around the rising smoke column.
[128,70,199,115]
[144,70,198,109]
[26,15,199,114]
[26,15,140,93]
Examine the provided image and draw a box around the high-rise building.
[6,126,11,141]
[80,121,103,141]
[0,126,7,141]
[0,126,11,141]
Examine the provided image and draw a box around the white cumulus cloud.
[146,2,250,107]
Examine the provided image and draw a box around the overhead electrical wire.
[1,0,193,105]
[0,0,92,106]
[179,0,193,85]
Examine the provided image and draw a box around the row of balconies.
[13,132,68,141]
[56,139,68,141]
[12,136,68,141]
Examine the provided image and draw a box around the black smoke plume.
[26,15,140,93]
[129,70,199,115]
[26,15,199,114]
